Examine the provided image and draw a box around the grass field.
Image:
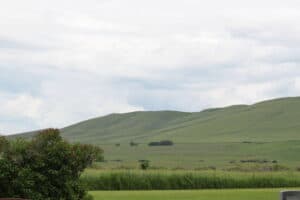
[90,188,292,200]
[96,140,300,169]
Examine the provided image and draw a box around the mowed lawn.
[90,188,289,200]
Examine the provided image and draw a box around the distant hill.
[12,96,300,144]
[10,97,300,169]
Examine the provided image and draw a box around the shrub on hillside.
[139,160,150,170]
[130,141,138,147]
[0,129,103,200]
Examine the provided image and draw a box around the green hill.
[59,96,300,144]
[11,97,300,169]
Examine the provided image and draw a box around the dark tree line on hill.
[148,140,174,146]
[0,129,103,200]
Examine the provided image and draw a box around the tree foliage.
[139,160,150,170]
[0,129,103,200]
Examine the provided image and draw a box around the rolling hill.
[59,96,300,144]
[10,96,300,169]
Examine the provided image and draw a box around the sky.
[1,0,300,134]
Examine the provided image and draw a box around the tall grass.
[81,170,300,190]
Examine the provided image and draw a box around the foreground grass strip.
[90,188,292,200]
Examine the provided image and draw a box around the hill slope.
[56,96,300,144]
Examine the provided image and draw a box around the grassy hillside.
[11,97,300,169]
[59,96,300,144]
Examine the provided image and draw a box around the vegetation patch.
[0,129,103,200]
[81,170,300,190]
[148,140,174,146]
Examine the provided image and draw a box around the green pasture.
[95,140,300,169]
[90,188,291,200]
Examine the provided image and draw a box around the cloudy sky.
[1,0,300,134]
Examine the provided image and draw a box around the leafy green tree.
[0,136,9,155]
[0,129,103,200]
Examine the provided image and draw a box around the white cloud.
[0,0,300,133]
[0,92,42,134]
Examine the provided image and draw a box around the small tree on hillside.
[130,141,138,147]
[140,160,150,170]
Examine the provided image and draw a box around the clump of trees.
[0,129,103,200]
[148,140,174,146]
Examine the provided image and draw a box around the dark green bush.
[148,140,174,146]
[0,129,103,200]
[139,160,150,170]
